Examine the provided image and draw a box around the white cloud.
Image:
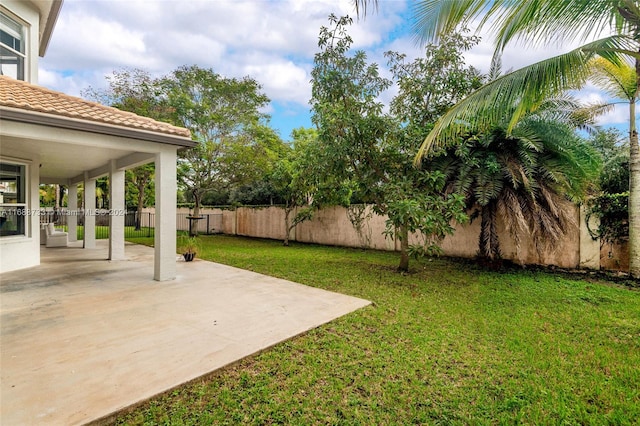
[38,0,626,136]
[39,0,406,104]
[574,85,633,127]
[243,58,311,105]
[45,10,148,70]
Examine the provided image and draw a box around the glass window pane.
[0,44,24,80]
[0,12,25,80]
[0,163,26,204]
[0,29,21,51]
[0,206,26,236]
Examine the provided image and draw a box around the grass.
[62,225,154,240]
[119,234,639,425]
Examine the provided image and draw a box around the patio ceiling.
[0,75,194,183]
[1,133,135,183]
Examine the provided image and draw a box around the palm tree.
[429,98,601,264]
[355,0,640,278]
[590,57,637,131]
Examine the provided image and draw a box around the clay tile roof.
[0,76,191,138]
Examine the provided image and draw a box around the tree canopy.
[355,0,640,278]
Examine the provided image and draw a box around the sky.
[39,0,632,142]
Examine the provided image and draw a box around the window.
[0,12,25,80]
[0,162,27,237]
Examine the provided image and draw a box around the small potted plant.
[180,236,199,262]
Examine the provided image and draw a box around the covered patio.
[0,241,370,425]
[1,76,195,279]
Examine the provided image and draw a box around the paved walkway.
[0,242,370,425]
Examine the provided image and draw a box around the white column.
[83,172,96,249]
[109,160,126,260]
[154,149,177,281]
[67,184,78,242]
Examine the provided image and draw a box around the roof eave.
[0,106,196,148]
[39,0,63,57]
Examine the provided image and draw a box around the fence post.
[206,215,210,234]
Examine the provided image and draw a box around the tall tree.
[311,15,467,271]
[83,68,169,222]
[587,129,630,246]
[590,128,630,194]
[269,128,339,246]
[356,0,640,278]
[161,65,271,221]
[125,164,154,230]
[430,98,601,263]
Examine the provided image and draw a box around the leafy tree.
[39,184,57,207]
[311,15,467,271]
[590,128,630,194]
[430,99,601,263]
[386,30,484,142]
[83,69,168,221]
[161,65,276,224]
[355,0,640,277]
[125,164,154,230]
[82,68,173,122]
[587,128,630,245]
[222,123,289,202]
[229,181,280,206]
[96,177,108,209]
[269,128,317,245]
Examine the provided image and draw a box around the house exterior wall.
[1,0,40,83]
[0,154,41,273]
[0,121,185,275]
[0,0,41,272]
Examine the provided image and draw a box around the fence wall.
[45,204,623,271]
[159,202,615,271]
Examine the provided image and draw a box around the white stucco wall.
[0,156,41,273]
[1,0,40,83]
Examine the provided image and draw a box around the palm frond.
[411,0,495,44]
[492,0,624,52]
[589,56,637,101]
[416,42,599,161]
[353,0,377,18]
[581,34,640,63]
[411,0,633,56]
[496,187,528,256]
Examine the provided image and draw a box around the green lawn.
[120,235,639,425]
[63,225,154,240]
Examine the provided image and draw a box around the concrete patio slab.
[0,241,370,425]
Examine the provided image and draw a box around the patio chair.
[40,223,48,245]
[45,223,68,248]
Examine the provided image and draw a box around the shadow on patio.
[0,241,370,425]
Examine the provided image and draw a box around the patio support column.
[109,160,126,260]
[83,172,96,249]
[154,149,177,281]
[67,184,78,242]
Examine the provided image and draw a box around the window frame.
[0,160,29,238]
[0,10,27,81]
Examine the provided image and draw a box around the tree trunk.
[283,206,291,246]
[479,202,501,261]
[398,223,409,272]
[57,184,66,208]
[479,207,491,259]
[191,191,201,237]
[135,186,144,231]
[628,95,639,278]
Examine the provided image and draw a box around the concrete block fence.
[138,203,627,272]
